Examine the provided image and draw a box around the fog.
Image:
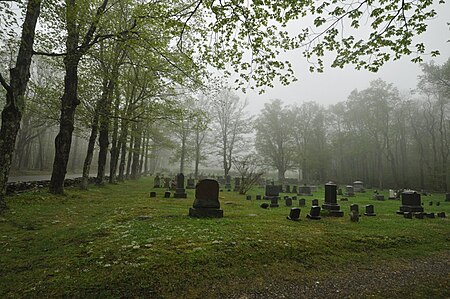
[239,1,450,114]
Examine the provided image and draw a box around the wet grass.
[0,177,449,298]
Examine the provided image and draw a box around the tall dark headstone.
[189,179,223,218]
[234,177,241,192]
[174,173,187,198]
[153,175,161,188]
[396,190,423,214]
[322,182,344,217]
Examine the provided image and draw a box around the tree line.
[0,0,445,211]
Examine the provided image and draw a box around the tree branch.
[0,72,11,92]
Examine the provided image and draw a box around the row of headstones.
[282,204,377,221]
[396,190,447,219]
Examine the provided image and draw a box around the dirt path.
[232,253,450,298]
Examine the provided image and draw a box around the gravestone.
[150,191,156,198]
[292,186,298,194]
[396,190,424,214]
[234,177,241,192]
[153,175,161,188]
[364,204,376,216]
[164,177,171,189]
[312,199,319,206]
[353,180,364,192]
[372,194,385,201]
[174,173,187,198]
[225,175,232,190]
[345,185,355,197]
[246,195,251,200]
[298,185,313,196]
[299,198,306,207]
[322,182,344,217]
[164,191,171,198]
[285,185,291,193]
[429,201,433,206]
[287,208,301,221]
[403,212,413,219]
[261,203,269,209]
[285,197,293,206]
[186,178,195,189]
[270,197,279,208]
[349,210,359,222]
[414,212,425,219]
[189,179,223,218]
[265,185,280,199]
[446,193,450,202]
[256,195,262,200]
[350,204,359,216]
[389,189,396,199]
[437,212,446,218]
[426,212,435,219]
[307,206,321,220]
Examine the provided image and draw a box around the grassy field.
[0,177,449,298]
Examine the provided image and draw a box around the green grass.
[0,177,449,298]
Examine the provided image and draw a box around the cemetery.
[0,175,449,298]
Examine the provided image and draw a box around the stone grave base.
[174,193,187,198]
[306,214,321,220]
[396,205,424,214]
[364,212,376,216]
[189,208,223,218]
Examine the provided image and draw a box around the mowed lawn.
[0,177,449,298]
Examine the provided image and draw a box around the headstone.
[364,204,376,216]
[260,203,269,209]
[285,185,291,193]
[373,194,385,201]
[426,212,435,219]
[270,197,279,208]
[174,173,187,198]
[246,195,251,200]
[234,177,241,192]
[153,175,161,188]
[292,186,298,194]
[414,212,425,219]
[164,177,171,189]
[345,185,355,197]
[298,185,313,196]
[265,185,280,199]
[186,178,195,189]
[287,208,301,221]
[312,199,319,206]
[396,190,424,214]
[437,212,446,218]
[299,198,306,207]
[322,182,344,217]
[306,206,321,220]
[285,197,292,206]
[349,210,359,222]
[350,204,359,216]
[403,212,413,219]
[389,189,396,199]
[446,193,450,202]
[189,179,223,218]
[150,191,156,197]
[256,195,262,200]
[164,191,171,198]
[225,175,232,190]
[353,181,364,192]
[429,201,433,206]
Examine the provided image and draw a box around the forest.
[0,1,448,212]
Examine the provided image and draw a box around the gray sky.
[239,2,450,114]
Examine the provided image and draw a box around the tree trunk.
[125,133,134,179]
[130,123,142,180]
[0,0,41,211]
[109,88,121,184]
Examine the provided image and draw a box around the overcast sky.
[238,2,450,115]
